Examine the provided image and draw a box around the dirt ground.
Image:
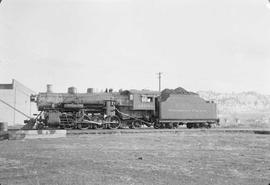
[0,131,269,185]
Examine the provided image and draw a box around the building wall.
[0,89,14,124]
[0,79,37,126]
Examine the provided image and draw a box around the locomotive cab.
[115,90,160,128]
[129,90,159,111]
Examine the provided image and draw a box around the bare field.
[0,132,270,185]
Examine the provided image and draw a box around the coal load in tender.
[160,87,197,102]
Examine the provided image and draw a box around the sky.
[0,0,270,94]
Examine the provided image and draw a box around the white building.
[0,79,37,126]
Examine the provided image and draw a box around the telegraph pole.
[157,72,162,92]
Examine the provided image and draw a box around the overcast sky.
[0,0,270,94]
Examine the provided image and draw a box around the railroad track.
[66,128,270,135]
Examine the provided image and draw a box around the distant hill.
[197,91,270,127]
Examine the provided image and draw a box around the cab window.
[141,95,153,103]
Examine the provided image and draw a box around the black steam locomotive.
[25,86,219,129]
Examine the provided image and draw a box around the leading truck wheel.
[105,115,121,129]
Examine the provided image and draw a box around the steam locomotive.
[25,85,219,129]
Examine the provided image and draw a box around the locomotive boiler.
[25,85,219,129]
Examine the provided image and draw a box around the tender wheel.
[186,123,193,129]
[166,122,173,129]
[154,121,162,129]
[105,115,121,129]
[173,122,179,129]
[198,123,203,128]
[206,122,212,129]
[194,123,200,128]
[132,120,142,129]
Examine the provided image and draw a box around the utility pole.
[157,72,162,92]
